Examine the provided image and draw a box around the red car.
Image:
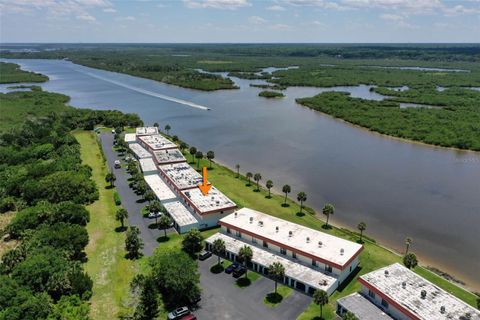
[180,314,197,320]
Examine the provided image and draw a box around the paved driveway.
[195,257,311,320]
[99,132,175,256]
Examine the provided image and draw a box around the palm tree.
[189,146,197,164]
[238,245,253,278]
[115,208,128,229]
[144,190,156,204]
[246,172,253,186]
[322,203,334,228]
[164,124,171,135]
[153,122,159,128]
[206,150,215,169]
[235,164,240,178]
[253,173,262,191]
[158,214,172,239]
[405,237,412,254]
[297,192,307,214]
[172,135,178,142]
[195,151,203,169]
[403,252,418,269]
[268,262,285,294]
[179,141,188,153]
[212,238,226,266]
[149,200,163,226]
[313,289,329,319]
[282,185,291,206]
[105,172,116,188]
[357,222,367,243]
[266,180,273,198]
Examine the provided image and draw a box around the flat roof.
[124,133,136,143]
[359,263,480,320]
[337,293,393,320]
[143,174,177,202]
[206,233,337,292]
[182,186,236,214]
[139,158,158,173]
[136,127,159,136]
[219,208,362,269]
[138,134,177,150]
[159,162,204,190]
[153,149,186,164]
[129,143,152,159]
[163,201,199,227]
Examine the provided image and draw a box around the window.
[252,237,257,244]
[381,299,389,309]
[292,252,297,259]
[312,260,317,267]
[368,290,375,299]
[263,240,268,248]
[226,227,231,234]
[235,231,241,238]
[280,248,287,255]
[325,265,332,273]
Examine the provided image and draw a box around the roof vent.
[249,217,253,223]
[275,226,279,232]
[440,306,446,314]
[234,212,238,218]
[464,313,472,320]
[402,281,406,288]
[288,231,293,237]
[340,248,344,255]
[306,237,310,243]
[318,241,323,247]
[420,290,427,299]
[384,270,389,277]
[258,221,263,227]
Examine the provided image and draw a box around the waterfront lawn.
[0,62,49,84]
[74,130,138,319]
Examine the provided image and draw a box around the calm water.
[2,59,479,290]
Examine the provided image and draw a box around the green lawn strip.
[264,285,293,307]
[74,130,138,319]
[235,271,261,288]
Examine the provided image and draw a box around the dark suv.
[232,265,246,278]
[198,250,212,261]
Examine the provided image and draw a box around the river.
[2,59,479,290]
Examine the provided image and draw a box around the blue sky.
[0,0,479,43]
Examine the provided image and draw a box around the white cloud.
[269,23,291,30]
[77,13,96,21]
[312,20,327,28]
[116,16,136,21]
[183,0,251,9]
[103,7,116,13]
[267,5,286,11]
[380,13,404,21]
[249,15,267,24]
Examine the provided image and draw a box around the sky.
[0,0,479,43]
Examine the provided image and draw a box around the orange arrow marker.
[198,166,212,195]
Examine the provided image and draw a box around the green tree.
[297,192,307,214]
[212,238,226,266]
[148,200,164,226]
[238,245,253,279]
[357,222,367,243]
[164,124,171,135]
[313,289,329,319]
[206,150,215,169]
[235,164,240,178]
[48,295,90,320]
[136,180,147,195]
[403,252,418,269]
[189,146,197,164]
[125,226,143,260]
[179,141,188,153]
[405,237,413,254]
[322,203,334,228]
[476,297,480,310]
[115,208,128,229]
[268,262,285,294]
[172,135,178,142]
[253,173,262,191]
[246,172,253,186]
[153,122,159,128]
[282,184,291,206]
[182,228,204,257]
[133,277,158,320]
[105,172,116,188]
[343,311,359,320]
[158,215,172,239]
[144,190,156,204]
[266,180,273,198]
[195,151,203,169]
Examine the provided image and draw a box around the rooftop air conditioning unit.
[318,241,323,248]
[340,248,344,255]
[275,226,279,232]
[249,217,253,223]
[288,231,293,237]
[402,281,406,289]
[384,270,389,277]
[421,290,427,299]
[306,237,310,243]
[258,221,263,227]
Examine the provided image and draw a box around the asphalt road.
[195,257,311,320]
[100,132,175,256]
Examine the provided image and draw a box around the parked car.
[179,314,197,320]
[114,160,121,169]
[225,262,239,274]
[198,250,212,261]
[232,265,246,278]
[124,156,131,162]
[148,211,162,219]
[167,307,190,320]
[111,129,115,134]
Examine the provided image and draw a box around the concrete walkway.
[100,132,175,256]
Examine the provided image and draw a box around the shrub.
[113,192,121,206]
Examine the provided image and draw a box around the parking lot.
[194,256,311,320]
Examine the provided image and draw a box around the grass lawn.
[183,156,479,319]
[74,130,138,319]
[264,285,293,307]
[236,271,261,288]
